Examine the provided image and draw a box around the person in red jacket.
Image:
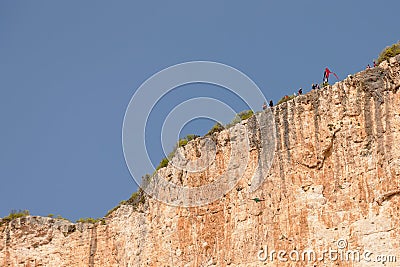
[323,67,339,83]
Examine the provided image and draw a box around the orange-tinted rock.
[1,55,400,266]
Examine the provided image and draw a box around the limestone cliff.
[1,55,400,267]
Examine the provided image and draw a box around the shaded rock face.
[1,56,400,267]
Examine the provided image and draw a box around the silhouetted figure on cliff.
[323,67,339,83]
[298,88,303,95]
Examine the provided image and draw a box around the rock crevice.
[1,55,400,267]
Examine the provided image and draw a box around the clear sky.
[1,1,399,221]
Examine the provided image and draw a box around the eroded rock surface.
[1,55,400,266]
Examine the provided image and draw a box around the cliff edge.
[1,55,400,267]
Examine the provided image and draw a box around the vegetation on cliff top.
[105,186,147,217]
[377,42,400,64]
[154,134,200,172]
[112,43,400,217]
[105,110,256,217]
[5,44,400,222]
[0,210,30,225]
[276,95,296,105]
[206,109,254,136]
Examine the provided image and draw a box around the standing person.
[323,68,331,83]
[269,100,273,107]
[262,101,267,110]
[298,88,303,95]
[323,67,339,83]
[373,60,377,67]
[312,84,316,90]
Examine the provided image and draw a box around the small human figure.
[312,84,316,90]
[284,95,289,100]
[366,64,371,69]
[269,100,273,107]
[373,60,377,67]
[262,101,267,110]
[323,68,331,83]
[298,88,303,95]
[317,84,320,89]
[323,67,338,83]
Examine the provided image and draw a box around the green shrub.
[377,42,400,64]
[178,139,188,147]
[185,134,198,141]
[165,134,200,161]
[206,122,224,135]
[105,199,128,217]
[47,214,54,218]
[2,210,30,223]
[277,95,296,105]
[177,134,199,148]
[321,82,330,87]
[126,188,146,208]
[167,150,176,160]
[105,188,147,217]
[238,110,254,120]
[76,217,99,224]
[156,157,169,171]
[56,215,69,221]
[226,115,241,128]
[225,110,254,128]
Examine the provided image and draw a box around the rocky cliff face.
[1,56,400,267]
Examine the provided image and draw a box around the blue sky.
[1,1,399,221]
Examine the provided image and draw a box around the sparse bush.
[47,214,54,218]
[178,139,188,147]
[76,217,99,224]
[105,199,128,217]
[185,134,198,141]
[178,134,199,148]
[105,208,115,217]
[126,188,146,209]
[277,95,296,105]
[226,115,241,128]
[237,110,254,120]
[377,42,400,64]
[165,134,200,161]
[225,110,254,128]
[56,215,69,221]
[2,210,30,223]
[167,150,176,160]
[105,188,147,217]
[321,82,330,87]
[206,122,224,135]
[156,157,169,171]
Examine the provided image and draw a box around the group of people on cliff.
[263,61,379,110]
[263,67,338,110]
